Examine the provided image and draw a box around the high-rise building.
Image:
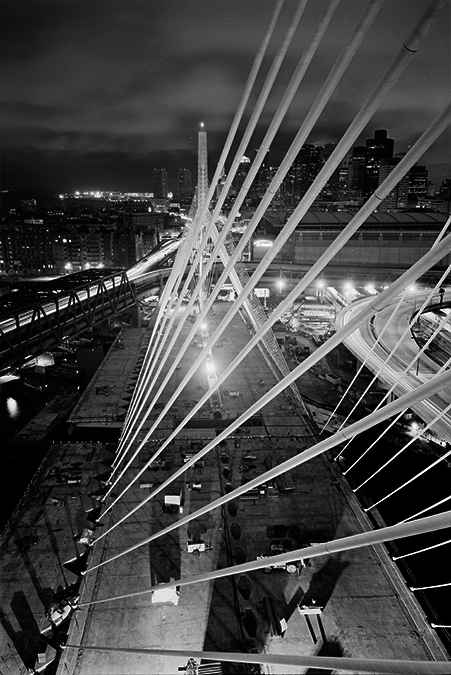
[178,168,192,199]
[365,129,394,196]
[377,157,409,210]
[348,145,367,194]
[408,165,429,198]
[152,168,168,198]
[234,155,251,192]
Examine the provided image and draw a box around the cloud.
[0,0,448,192]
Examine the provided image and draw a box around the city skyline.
[0,0,449,195]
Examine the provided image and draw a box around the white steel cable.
[341,296,451,471]
[63,644,451,675]
[353,400,451,491]
[117,0,287,449]
[103,99,451,507]
[87,507,451,598]
[393,538,451,561]
[321,289,409,433]
[111,3,448,485]
[337,275,451,441]
[399,495,451,524]
[333,213,451,452]
[114,0,313,464]
[115,225,202,465]
[115,0,343,464]
[365,444,451,513]
[91,337,451,551]
[411,582,451,592]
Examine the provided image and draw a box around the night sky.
[1,0,449,197]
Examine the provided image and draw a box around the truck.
[163,487,184,514]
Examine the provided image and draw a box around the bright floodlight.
[408,284,417,293]
[343,280,354,292]
[316,279,325,289]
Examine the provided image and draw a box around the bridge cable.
[114,0,299,461]
[112,0,342,470]
[109,0,437,490]
[91,232,451,547]
[90,370,451,567]
[393,537,451,561]
[102,99,451,512]
[364,441,451,513]
[328,214,451,440]
[339,285,451,468]
[398,494,451,525]
[62,643,451,675]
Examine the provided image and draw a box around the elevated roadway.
[337,290,451,445]
[0,239,181,370]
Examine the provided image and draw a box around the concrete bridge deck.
[1,302,448,674]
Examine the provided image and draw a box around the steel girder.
[0,271,137,370]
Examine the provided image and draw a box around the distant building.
[178,168,193,199]
[365,129,394,196]
[348,145,367,194]
[234,156,251,192]
[408,165,428,198]
[152,168,169,198]
[378,158,409,210]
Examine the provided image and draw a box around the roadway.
[0,239,181,369]
[336,289,451,445]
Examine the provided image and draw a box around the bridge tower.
[197,122,209,213]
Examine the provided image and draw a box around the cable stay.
[337,268,451,465]
[112,0,358,472]
[116,0,287,455]
[393,537,451,561]
[62,644,451,675]
[343,318,451,475]
[322,211,451,435]
[353,400,451,491]
[399,495,451,524]
[98,212,451,529]
[58,5,451,671]
[112,0,407,468]
[83,509,451,600]
[111,96,451,502]
[365,442,451,513]
[411,582,451,592]
[89,365,451,562]
[322,289,409,434]
[112,0,311,469]
[100,102,451,519]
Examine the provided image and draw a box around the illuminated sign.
[254,239,273,248]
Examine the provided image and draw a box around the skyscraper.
[178,168,192,198]
[365,129,394,196]
[152,168,168,199]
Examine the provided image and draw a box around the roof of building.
[259,210,449,230]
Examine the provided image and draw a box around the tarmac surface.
[1,301,449,674]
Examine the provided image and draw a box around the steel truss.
[0,271,137,369]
